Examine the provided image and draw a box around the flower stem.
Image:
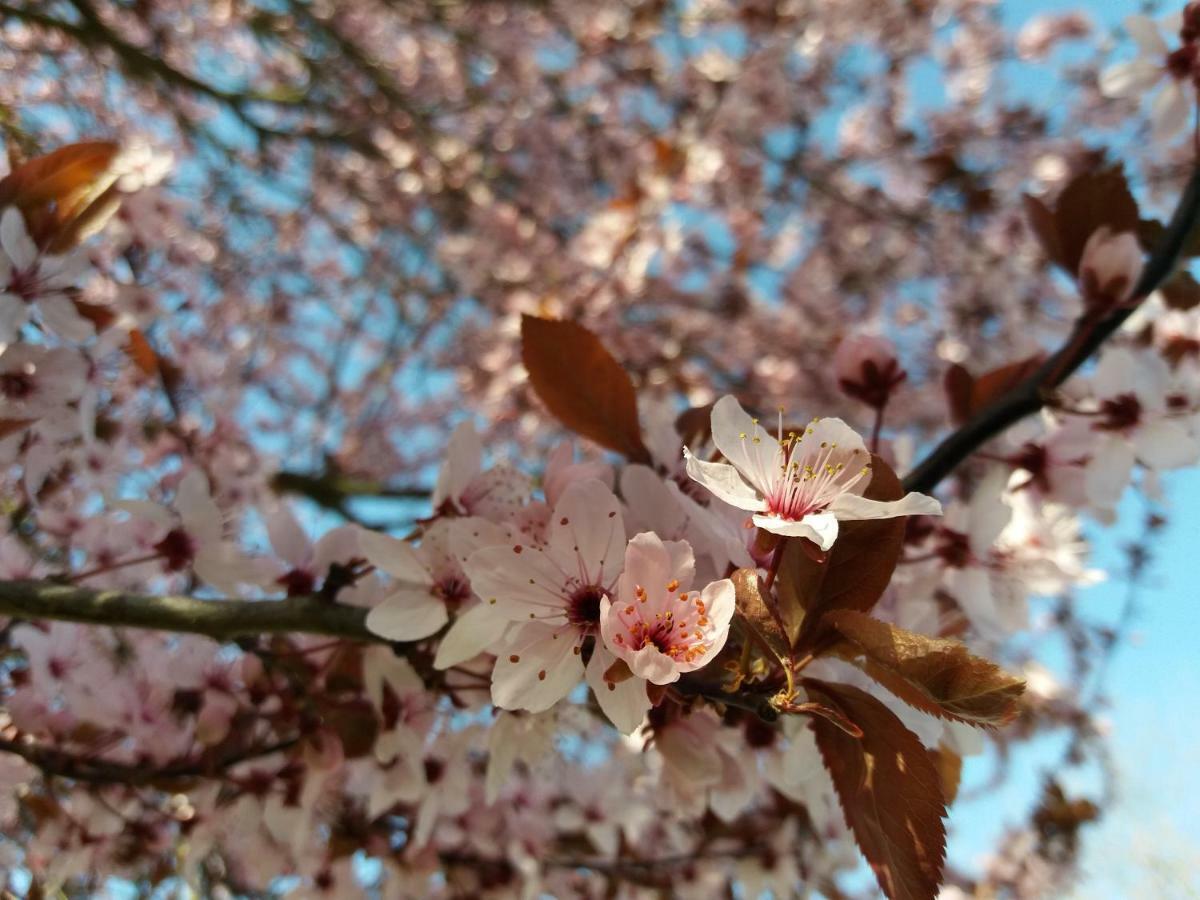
[67,552,163,584]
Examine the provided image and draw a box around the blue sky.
[945,2,1200,894]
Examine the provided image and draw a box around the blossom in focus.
[1099,14,1193,141]
[599,532,734,684]
[0,208,93,343]
[684,395,941,550]
[463,478,649,728]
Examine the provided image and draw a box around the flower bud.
[833,333,906,408]
[1077,227,1143,315]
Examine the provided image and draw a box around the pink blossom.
[599,532,734,684]
[684,395,941,549]
[0,208,93,342]
[1100,14,1193,141]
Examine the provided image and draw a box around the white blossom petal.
[365,588,449,641]
[683,448,765,512]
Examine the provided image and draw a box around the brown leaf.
[943,363,973,425]
[968,355,1044,418]
[0,419,36,441]
[1160,271,1200,311]
[731,567,792,661]
[126,328,160,377]
[781,698,863,738]
[824,609,1025,726]
[930,744,963,806]
[71,300,117,333]
[1025,165,1140,275]
[1022,194,1062,268]
[319,697,379,759]
[520,315,650,462]
[0,141,119,210]
[782,455,907,652]
[807,680,947,900]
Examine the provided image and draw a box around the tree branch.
[904,164,1200,495]
[0,735,298,786]
[0,580,381,643]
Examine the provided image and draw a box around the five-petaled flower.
[683,395,941,550]
[463,478,648,729]
[0,208,94,343]
[599,532,734,685]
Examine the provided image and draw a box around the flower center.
[154,527,197,571]
[567,585,606,629]
[763,417,870,521]
[435,576,471,609]
[1096,393,1142,432]
[0,371,34,400]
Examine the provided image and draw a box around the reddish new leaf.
[0,141,119,210]
[1160,271,1200,311]
[969,355,1044,415]
[781,455,907,652]
[825,609,1025,726]
[807,680,947,900]
[943,363,973,425]
[0,419,36,441]
[731,567,791,662]
[1024,165,1140,275]
[520,315,651,462]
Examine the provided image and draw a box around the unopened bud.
[1078,227,1143,315]
[833,333,906,409]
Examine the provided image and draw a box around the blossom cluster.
[0,2,1196,898]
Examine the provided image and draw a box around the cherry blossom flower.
[0,344,85,420]
[1082,347,1200,509]
[1099,14,1193,141]
[684,395,941,549]
[0,208,93,343]
[360,516,510,642]
[432,419,531,520]
[599,532,734,685]
[115,469,261,593]
[264,504,360,596]
[463,478,649,726]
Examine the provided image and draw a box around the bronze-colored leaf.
[807,680,947,900]
[319,697,379,759]
[943,363,973,425]
[1160,270,1200,311]
[1025,165,1140,275]
[780,699,863,738]
[0,141,119,210]
[126,328,160,377]
[731,567,792,661]
[930,744,963,806]
[520,315,650,462]
[782,455,907,652]
[0,419,36,441]
[1022,194,1062,268]
[968,355,1044,417]
[825,609,1025,726]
